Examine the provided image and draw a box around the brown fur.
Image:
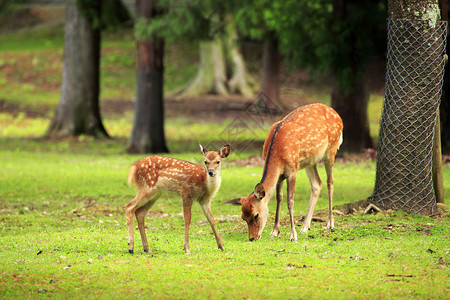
[126,144,230,254]
[233,103,343,241]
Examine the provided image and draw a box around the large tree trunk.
[173,16,256,99]
[331,0,372,153]
[47,0,108,138]
[225,15,257,98]
[127,0,168,154]
[173,39,228,98]
[369,0,445,215]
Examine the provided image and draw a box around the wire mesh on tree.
[369,19,447,215]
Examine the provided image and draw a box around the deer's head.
[227,183,268,241]
[200,144,230,177]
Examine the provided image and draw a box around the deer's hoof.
[129,249,134,254]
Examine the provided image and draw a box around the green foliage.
[76,0,131,30]
[235,0,386,93]
[134,0,242,42]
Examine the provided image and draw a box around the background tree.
[237,0,386,152]
[47,0,130,138]
[440,0,450,153]
[145,0,256,99]
[127,0,168,154]
[47,0,107,137]
[235,2,283,107]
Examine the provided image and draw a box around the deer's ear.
[220,144,230,158]
[225,198,242,206]
[254,183,265,201]
[199,144,208,157]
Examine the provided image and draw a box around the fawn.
[126,144,230,254]
[227,103,343,241]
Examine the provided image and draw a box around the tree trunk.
[173,39,228,98]
[369,0,445,215]
[47,0,108,138]
[331,0,372,153]
[127,0,168,154]
[441,0,450,154]
[172,16,255,99]
[258,33,281,109]
[225,15,257,98]
[332,82,372,152]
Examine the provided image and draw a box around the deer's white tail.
[128,165,137,188]
[338,132,343,150]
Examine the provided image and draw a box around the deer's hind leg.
[324,149,337,231]
[135,196,159,253]
[126,189,159,254]
[300,165,322,234]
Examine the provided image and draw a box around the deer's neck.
[259,120,284,204]
[260,161,281,205]
[205,170,221,199]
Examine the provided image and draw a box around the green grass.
[1,14,449,299]
[0,141,449,299]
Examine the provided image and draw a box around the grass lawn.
[0,141,449,299]
[1,9,449,299]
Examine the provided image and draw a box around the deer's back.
[133,156,207,195]
[263,103,343,170]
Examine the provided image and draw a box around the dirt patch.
[0,4,65,33]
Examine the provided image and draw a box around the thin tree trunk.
[47,0,108,138]
[433,0,448,203]
[331,0,372,153]
[258,33,281,108]
[127,0,168,154]
[332,81,372,152]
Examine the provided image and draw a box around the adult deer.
[228,103,343,241]
[126,144,230,254]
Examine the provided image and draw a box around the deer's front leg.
[200,201,225,251]
[182,197,194,254]
[286,175,298,242]
[270,180,283,237]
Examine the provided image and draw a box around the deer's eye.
[216,161,220,164]
[204,161,208,165]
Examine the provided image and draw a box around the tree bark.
[173,39,228,98]
[172,16,255,99]
[370,0,444,215]
[225,15,257,98]
[441,0,450,154]
[331,0,372,153]
[258,33,281,109]
[332,82,372,152]
[127,0,168,154]
[47,0,108,138]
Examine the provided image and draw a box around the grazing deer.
[126,144,230,254]
[227,103,343,241]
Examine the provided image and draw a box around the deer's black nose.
[249,238,255,242]
[208,170,214,176]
